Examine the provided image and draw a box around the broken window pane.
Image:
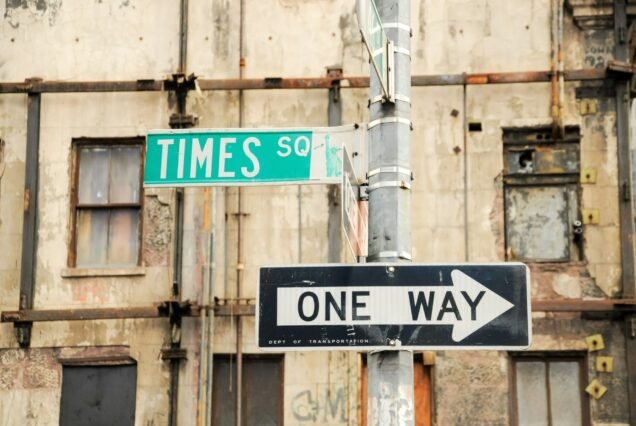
[516,361,548,426]
[549,362,582,425]
[78,148,109,204]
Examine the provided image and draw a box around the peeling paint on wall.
[4,0,62,27]
[143,195,172,266]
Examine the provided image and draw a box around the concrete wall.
[0,0,633,425]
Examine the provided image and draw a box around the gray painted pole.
[366,0,414,424]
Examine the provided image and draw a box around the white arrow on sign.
[276,269,514,342]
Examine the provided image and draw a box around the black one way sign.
[257,263,531,351]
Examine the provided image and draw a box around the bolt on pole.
[366,0,414,424]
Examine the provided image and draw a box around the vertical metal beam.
[328,68,343,263]
[15,90,41,348]
[614,2,636,424]
[614,0,635,297]
[367,0,414,424]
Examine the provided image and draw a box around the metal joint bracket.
[368,117,413,130]
[367,251,412,261]
[367,166,413,180]
[370,94,411,105]
[367,180,412,191]
[360,183,369,201]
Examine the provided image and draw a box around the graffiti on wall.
[290,384,349,424]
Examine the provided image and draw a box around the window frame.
[67,137,145,269]
[508,351,590,426]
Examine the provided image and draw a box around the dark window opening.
[212,355,283,426]
[60,364,137,426]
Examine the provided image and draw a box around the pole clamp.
[393,47,411,58]
[382,22,413,36]
[367,251,412,261]
[367,166,412,180]
[368,117,412,130]
[367,180,411,191]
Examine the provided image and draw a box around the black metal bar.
[15,91,41,348]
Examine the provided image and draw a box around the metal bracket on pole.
[367,251,412,261]
[367,180,412,191]
[367,166,413,180]
[368,117,412,130]
[387,40,396,103]
[370,93,411,105]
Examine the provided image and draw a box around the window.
[510,353,589,426]
[60,364,137,426]
[359,353,433,426]
[70,138,143,268]
[212,355,283,426]
[503,126,581,262]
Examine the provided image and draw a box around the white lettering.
[241,137,261,178]
[157,139,173,179]
[219,137,235,178]
[190,138,213,178]
[294,135,311,157]
[277,136,292,157]
[178,138,186,178]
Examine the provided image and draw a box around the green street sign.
[356,0,392,100]
[144,125,366,187]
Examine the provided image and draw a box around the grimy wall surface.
[0,0,634,425]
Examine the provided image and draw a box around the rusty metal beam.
[3,299,635,324]
[532,299,636,312]
[0,303,259,322]
[0,69,609,94]
[213,304,255,316]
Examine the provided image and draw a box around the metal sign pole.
[366,0,414,424]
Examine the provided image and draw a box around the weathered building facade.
[1,0,636,425]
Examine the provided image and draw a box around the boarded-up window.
[359,353,432,426]
[212,355,283,426]
[510,353,589,426]
[503,126,581,262]
[70,139,143,268]
[59,364,137,426]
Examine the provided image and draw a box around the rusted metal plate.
[505,186,571,261]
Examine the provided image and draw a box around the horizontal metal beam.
[2,299,634,323]
[0,69,608,94]
[532,299,636,312]
[1,306,168,322]
[0,302,256,322]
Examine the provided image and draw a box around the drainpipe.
[327,67,343,263]
[164,1,191,425]
[16,85,42,348]
[550,0,564,139]
[235,0,246,424]
[613,2,636,423]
